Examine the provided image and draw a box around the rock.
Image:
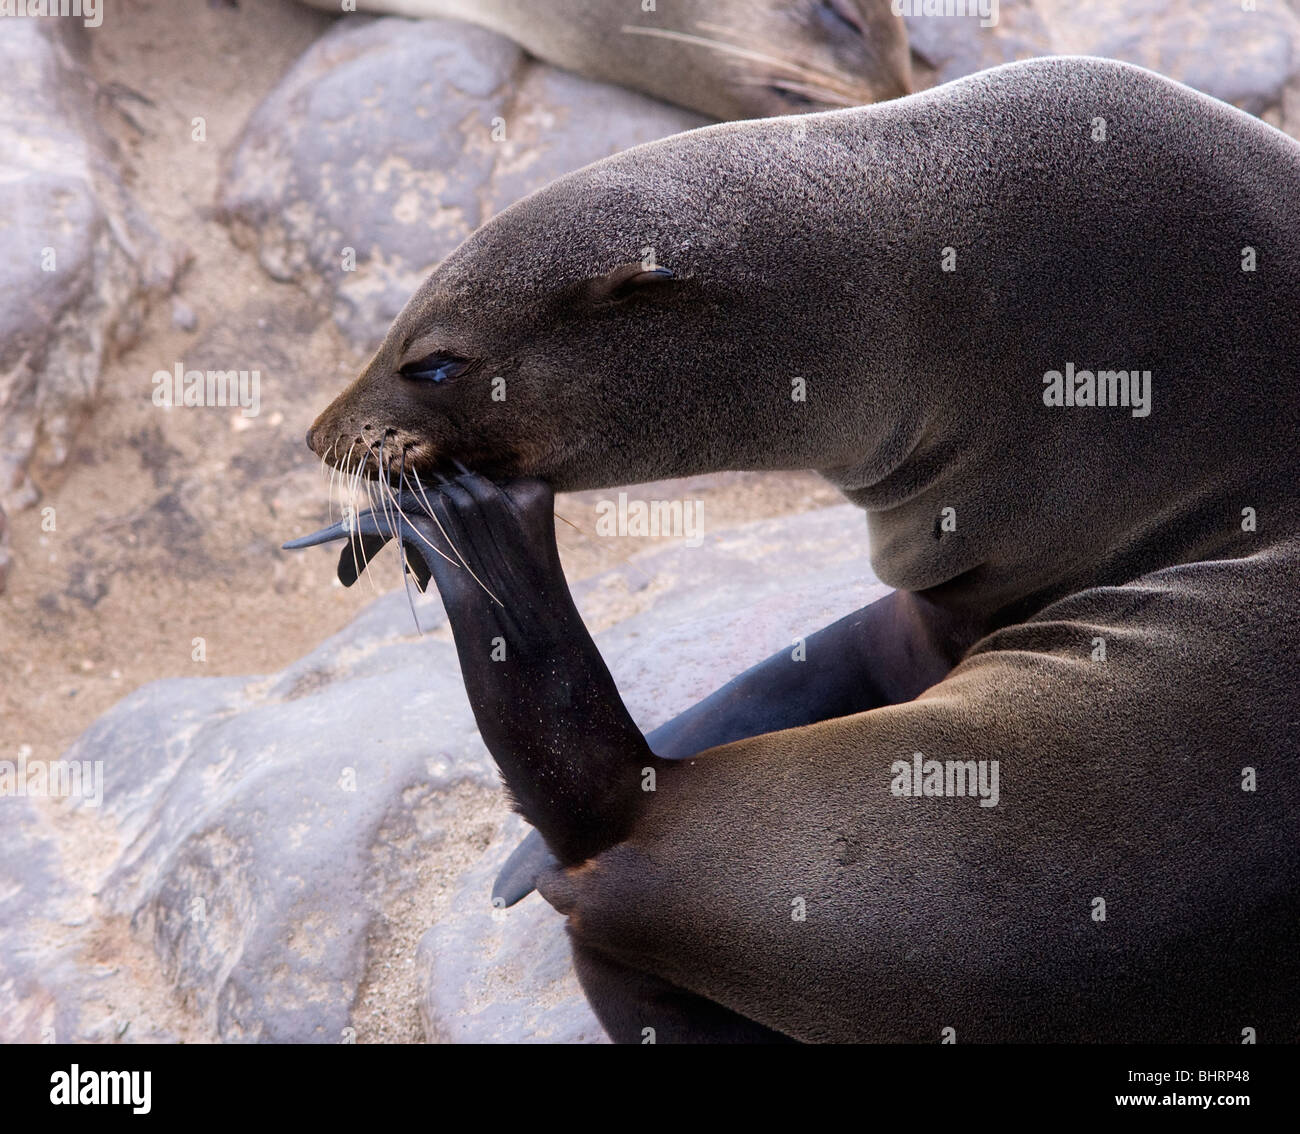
[38,503,883,1041]
[417,812,608,1044]
[0,507,9,593]
[0,783,181,1044]
[1034,0,1300,113]
[906,1,1300,116]
[171,297,198,332]
[905,0,1054,85]
[0,20,176,587]
[78,627,498,1043]
[0,796,70,1043]
[218,15,707,349]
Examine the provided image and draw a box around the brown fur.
[306,59,1300,1041]
[298,0,912,119]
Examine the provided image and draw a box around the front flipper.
[286,474,660,867]
[493,586,980,905]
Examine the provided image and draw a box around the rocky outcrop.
[0,20,176,590]
[1036,0,1300,114]
[904,0,1054,84]
[218,16,707,349]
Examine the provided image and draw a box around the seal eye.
[400,352,471,384]
[819,0,864,35]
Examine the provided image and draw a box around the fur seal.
[293,56,1300,1042]
[298,0,912,119]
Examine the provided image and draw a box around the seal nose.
[306,421,330,458]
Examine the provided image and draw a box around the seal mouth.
[318,430,450,488]
[296,432,500,607]
[283,486,448,594]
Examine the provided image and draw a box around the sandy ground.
[0,0,840,773]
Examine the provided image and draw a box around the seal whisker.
[388,449,424,636]
[553,508,656,591]
[370,438,410,566]
[327,441,341,524]
[353,446,382,596]
[369,451,390,593]
[385,458,459,569]
[378,441,412,548]
[399,544,424,632]
[621,23,865,100]
[409,467,503,607]
[374,442,473,601]
[358,441,384,587]
[357,450,372,526]
[343,452,366,593]
[692,21,870,96]
[368,439,396,531]
[322,454,341,545]
[734,75,858,107]
[369,441,404,596]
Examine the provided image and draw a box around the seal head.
[298,0,912,119]
[308,56,1300,619]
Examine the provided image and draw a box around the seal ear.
[584,263,675,304]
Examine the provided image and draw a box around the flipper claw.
[492,828,557,908]
[285,490,442,589]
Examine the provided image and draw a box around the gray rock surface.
[0,786,182,1044]
[905,0,1054,84]
[906,0,1300,113]
[1035,0,1300,113]
[78,614,495,1042]
[4,503,884,1042]
[0,20,176,588]
[0,796,70,1043]
[219,15,707,349]
[417,812,608,1044]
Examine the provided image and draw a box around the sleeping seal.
[297,0,912,118]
